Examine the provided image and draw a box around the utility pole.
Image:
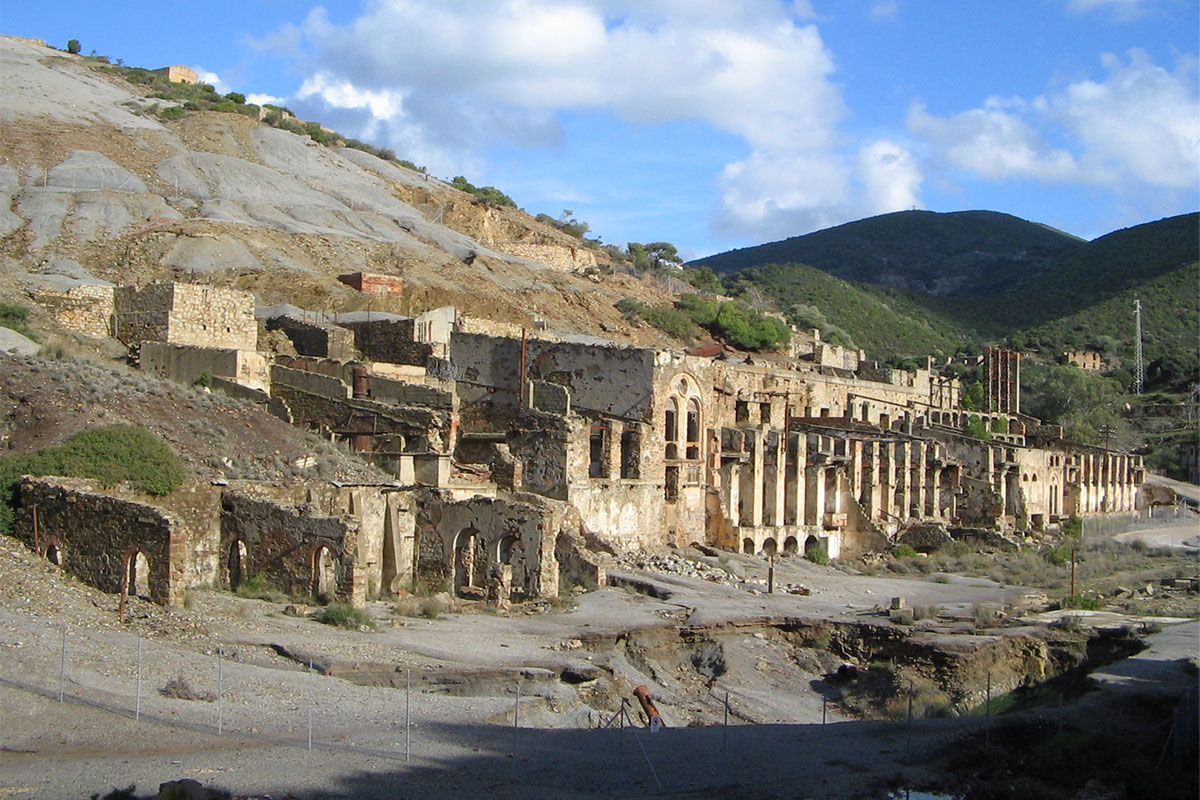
[1133,299,1144,395]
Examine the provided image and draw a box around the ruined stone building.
[11,281,1145,611]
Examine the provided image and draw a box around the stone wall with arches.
[13,477,187,605]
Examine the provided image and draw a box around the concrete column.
[895,441,910,522]
[913,441,927,518]
[805,465,825,526]
[864,441,881,519]
[784,433,800,526]
[741,430,764,527]
[764,433,785,527]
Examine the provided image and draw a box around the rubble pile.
[615,550,735,584]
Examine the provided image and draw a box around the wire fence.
[6,623,1192,797]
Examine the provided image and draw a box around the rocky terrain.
[0,36,685,350]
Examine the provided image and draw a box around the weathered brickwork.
[337,271,405,297]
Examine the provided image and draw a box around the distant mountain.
[692,210,1084,296]
[709,212,1199,371]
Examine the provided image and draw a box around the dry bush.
[159,676,215,702]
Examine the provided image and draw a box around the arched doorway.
[742,537,754,554]
[45,542,61,565]
[783,536,799,555]
[227,540,247,590]
[454,528,481,597]
[128,550,150,599]
[804,536,823,561]
[762,538,777,556]
[313,545,336,601]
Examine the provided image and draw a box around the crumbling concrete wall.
[219,490,364,606]
[450,332,657,421]
[12,477,187,606]
[141,342,269,392]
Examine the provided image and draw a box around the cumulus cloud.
[254,0,909,240]
[910,50,1199,190]
[192,68,230,94]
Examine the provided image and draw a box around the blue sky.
[5,0,1197,259]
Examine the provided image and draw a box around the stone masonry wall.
[13,478,187,606]
[220,491,362,606]
[494,242,598,272]
[34,284,115,338]
[114,283,257,351]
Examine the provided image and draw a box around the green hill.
[711,212,1199,382]
[693,210,1083,296]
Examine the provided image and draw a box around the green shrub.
[806,540,830,565]
[0,303,33,338]
[989,417,1009,434]
[1045,545,1072,567]
[962,414,992,441]
[641,306,696,340]
[316,602,375,630]
[0,425,185,534]
[450,176,517,208]
[892,544,918,559]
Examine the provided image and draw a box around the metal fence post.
[58,624,66,702]
[985,671,992,749]
[512,683,520,756]
[405,669,411,762]
[722,691,729,780]
[217,648,223,735]
[135,637,142,721]
[308,659,314,750]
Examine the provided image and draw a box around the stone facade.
[1062,350,1104,372]
[114,282,257,352]
[141,341,270,392]
[151,65,198,84]
[34,284,115,338]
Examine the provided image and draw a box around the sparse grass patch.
[316,602,375,630]
[235,574,288,603]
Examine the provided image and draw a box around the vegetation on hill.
[617,293,790,351]
[0,424,186,534]
[450,176,517,209]
[690,210,1083,296]
[0,303,34,339]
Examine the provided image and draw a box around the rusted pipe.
[633,685,664,729]
[32,503,39,555]
[351,365,370,399]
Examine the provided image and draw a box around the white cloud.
[1066,0,1155,21]
[909,50,1198,190]
[257,0,872,239]
[247,93,282,106]
[869,1,900,21]
[857,140,922,213]
[192,68,230,94]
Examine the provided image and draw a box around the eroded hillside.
[0,37,679,345]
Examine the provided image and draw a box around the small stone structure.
[495,242,598,272]
[33,284,115,338]
[114,282,257,352]
[151,65,198,84]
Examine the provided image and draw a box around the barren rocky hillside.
[0,37,679,345]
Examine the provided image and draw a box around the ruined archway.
[312,545,336,601]
[762,538,777,556]
[742,537,754,554]
[783,536,799,555]
[128,550,150,599]
[453,528,481,597]
[804,535,823,561]
[227,539,247,590]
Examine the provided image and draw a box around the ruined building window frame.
[685,397,701,460]
[589,421,610,479]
